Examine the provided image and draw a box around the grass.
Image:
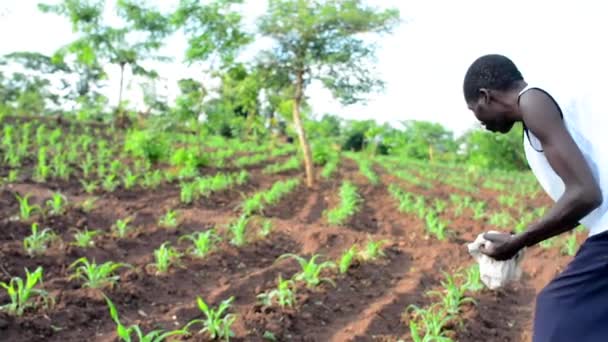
[326,181,361,225]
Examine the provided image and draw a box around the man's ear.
[478,88,491,104]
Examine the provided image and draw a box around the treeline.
[0,0,527,175]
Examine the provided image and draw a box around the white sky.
[1,0,607,136]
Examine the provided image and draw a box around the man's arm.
[513,89,602,248]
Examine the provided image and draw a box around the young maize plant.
[151,242,182,274]
[142,170,163,189]
[34,148,50,182]
[229,215,250,247]
[8,170,19,183]
[326,181,361,226]
[406,303,454,342]
[321,157,339,179]
[257,275,297,308]
[23,223,57,256]
[51,154,71,180]
[0,267,51,316]
[414,196,427,219]
[357,158,380,185]
[561,232,579,256]
[540,237,556,249]
[262,156,300,174]
[71,228,100,248]
[69,258,130,289]
[81,153,95,178]
[158,210,179,229]
[80,197,98,213]
[185,296,236,341]
[80,180,99,194]
[15,194,41,221]
[262,179,300,206]
[179,229,222,258]
[113,218,134,238]
[242,193,265,216]
[338,246,358,274]
[277,254,336,288]
[433,199,447,214]
[46,192,67,216]
[425,211,448,241]
[362,238,388,261]
[234,153,270,168]
[427,272,475,316]
[104,295,187,342]
[258,219,273,238]
[122,169,139,190]
[489,211,513,229]
[388,185,415,213]
[102,174,120,192]
[462,264,484,293]
[180,181,198,204]
[471,201,486,221]
[498,194,517,208]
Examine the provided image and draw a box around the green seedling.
[540,237,556,249]
[242,193,265,216]
[463,264,484,292]
[46,193,67,216]
[229,215,249,246]
[407,303,453,341]
[7,170,19,183]
[321,158,339,179]
[0,267,51,316]
[179,230,221,258]
[80,197,98,213]
[414,196,427,219]
[425,211,448,241]
[158,210,179,229]
[362,239,388,260]
[472,201,486,220]
[102,174,119,192]
[277,253,336,288]
[259,219,273,237]
[427,272,475,315]
[151,242,182,274]
[71,228,100,248]
[562,233,579,256]
[257,275,297,308]
[489,212,513,228]
[185,296,236,341]
[15,194,40,221]
[113,218,133,238]
[69,258,130,289]
[338,246,358,274]
[236,170,249,185]
[180,182,198,204]
[104,295,187,342]
[23,223,57,256]
[80,180,99,194]
[122,170,139,190]
[326,181,361,225]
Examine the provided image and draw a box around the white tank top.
[520,85,608,236]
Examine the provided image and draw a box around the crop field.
[0,116,586,342]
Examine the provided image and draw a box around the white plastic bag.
[467,231,525,290]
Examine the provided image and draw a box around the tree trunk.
[118,63,125,110]
[292,70,314,188]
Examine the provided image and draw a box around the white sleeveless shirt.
[520,85,608,236]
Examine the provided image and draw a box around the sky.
[1,0,607,136]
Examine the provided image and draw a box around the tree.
[257,0,400,187]
[39,0,172,118]
[461,123,527,171]
[396,120,458,161]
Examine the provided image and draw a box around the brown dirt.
[0,128,580,342]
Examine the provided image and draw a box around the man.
[463,54,608,341]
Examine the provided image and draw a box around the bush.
[124,130,169,163]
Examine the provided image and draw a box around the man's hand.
[480,232,523,261]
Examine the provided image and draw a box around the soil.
[0,126,581,342]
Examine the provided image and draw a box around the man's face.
[468,94,515,133]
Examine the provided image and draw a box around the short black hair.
[463,54,524,103]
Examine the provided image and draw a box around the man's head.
[463,54,524,133]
